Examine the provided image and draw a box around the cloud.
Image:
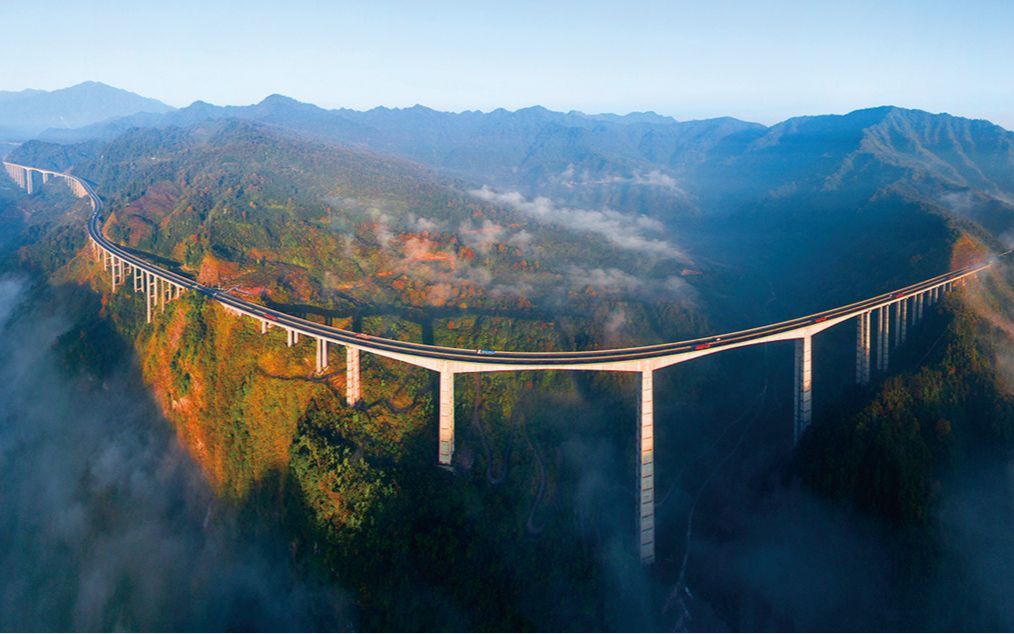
[506,229,533,251]
[566,266,643,292]
[0,277,352,630]
[632,170,682,189]
[563,265,695,303]
[470,186,689,262]
[459,219,505,256]
[557,165,686,192]
[603,306,629,338]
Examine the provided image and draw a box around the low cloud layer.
[470,186,690,262]
[562,265,695,308]
[558,165,686,191]
[0,277,350,630]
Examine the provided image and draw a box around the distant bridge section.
[3,160,996,565]
[4,161,88,197]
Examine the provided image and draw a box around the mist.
[0,276,351,631]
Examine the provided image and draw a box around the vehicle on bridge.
[6,159,995,568]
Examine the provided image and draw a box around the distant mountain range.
[29,89,1014,226]
[7,82,1014,315]
[33,94,764,215]
[0,81,172,140]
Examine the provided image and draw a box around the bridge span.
[3,160,995,565]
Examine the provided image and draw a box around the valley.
[3,83,1014,630]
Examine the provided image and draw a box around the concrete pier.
[884,305,891,367]
[438,369,455,465]
[856,311,871,384]
[315,338,328,374]
[900,299,908,344]
[892,301,901,349]
[145,273,155,324]
[346,346,361,406]
[876,307,883,371]
[3,163,19,186]
[638,368,655,564]
[793,335,812,443]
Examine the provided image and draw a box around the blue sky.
[3,0,1013,128]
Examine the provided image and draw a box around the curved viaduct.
[3,160,995,564]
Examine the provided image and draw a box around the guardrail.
[4,159,995,565]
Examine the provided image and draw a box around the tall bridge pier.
[438,368,455,466]
[856,310,871,384]
[903,299,909,335]
[638,367,655,563]
[896,300,903,348]
[315,338,329,374]
[793,335,813,442]
[4,162,74,193]
[346,347,361,406]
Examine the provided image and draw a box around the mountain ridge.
[0,81,173,140]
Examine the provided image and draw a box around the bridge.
[4,162,88,197]
[3,160,994,565]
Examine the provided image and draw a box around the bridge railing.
[3,159,994,565]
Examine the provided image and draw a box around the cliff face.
[72,250,623,630]
[138,297,325,495]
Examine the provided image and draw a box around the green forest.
[6,123,1014,630]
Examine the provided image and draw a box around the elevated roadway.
[4,159,996,564]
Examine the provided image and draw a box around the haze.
[3,0,1014,128]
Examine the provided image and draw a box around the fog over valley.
[2,3,1014,630]
[0,277,351,630]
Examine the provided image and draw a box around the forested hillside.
[41,99,1014,322]
[17,122,704,344]
[5,105,1014,629]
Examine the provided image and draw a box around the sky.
[2,0,1013,128]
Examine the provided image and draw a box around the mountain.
[38,95,761,213]
[40,95,1014,242]
[671,107,1014,312]
[15,120,702,339]
[7,97,1014,630]
[28,92,1014,321]
[0,81,173,140]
